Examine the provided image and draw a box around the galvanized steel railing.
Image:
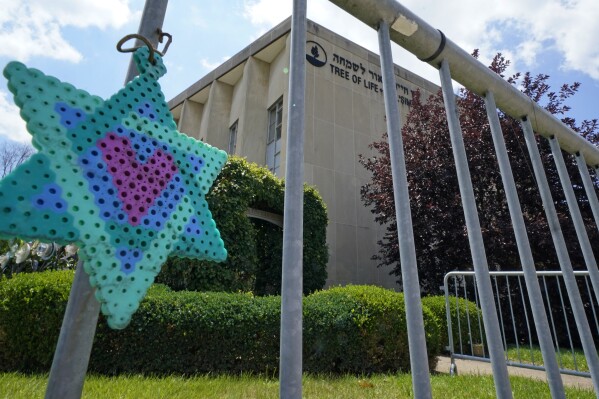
[444,271,598,379]
[281,1,599,398]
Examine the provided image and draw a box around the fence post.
[575,152,599,231]
[439,59,512,399]
[279,0,307,398]
[484,91,565,398]
[550,137,599,323]
[377,20,432,399]
[521,119,599,392]
[124,0,169,84]
[45,261,100,399]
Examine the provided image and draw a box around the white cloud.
[0,0,134,62]
[242,0,599,82]
[0,89,30,144]
[200,56,231,71]
[243,0,291,27]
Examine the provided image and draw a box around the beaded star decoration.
[1,47,227,329]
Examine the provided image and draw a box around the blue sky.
[1,0,598,145]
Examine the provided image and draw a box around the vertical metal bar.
[584,275,599,333]
[576,152,599,231]
[455,276,464,355]
[517,276,535,365]
[550,138,599,303]
[462,277,474,355]
[473,275,486,357]
[444,274,457,373]
[505,277,521,363]
[377,21,432,399]
[439,59,512,399]
[484,92,565,397]
[46,3,169,398]
[521,118,599,390]
[45,261,100,399]
[543,275,563,368]
[556,276,578,371]
[124,0,169,83]
[279,0,306,398]
[493,276,508,355]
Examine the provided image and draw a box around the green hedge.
[0,272,443,375]
[0,271,74,370]
[421,295,484,354]
[305,285,440,373]
[156,156,328,295]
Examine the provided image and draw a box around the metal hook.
[157,29,172,56]
[116,30,172,65]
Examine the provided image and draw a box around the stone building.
[168,17,439,289]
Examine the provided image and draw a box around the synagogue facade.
[168,18,439,289]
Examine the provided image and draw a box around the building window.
[266,97,283,175]
[228,120,238,154]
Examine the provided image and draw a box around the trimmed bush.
[0,270,73,371]
[92,290,281,375]
[156,156,328,295]
[0,273,442,375]
[421,295,484,354]
[0,271,172,372]
[305,285,440,373]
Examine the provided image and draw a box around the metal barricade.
[282,1,599,398]
[444,271,599,378]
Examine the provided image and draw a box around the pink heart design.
[98,133,179,226]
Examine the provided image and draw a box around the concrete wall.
[238,57,270,164]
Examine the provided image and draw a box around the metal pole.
[377,21,432,399]
[45,261,100,399]
[45,2,169,398]
[443,275,456,374]
[124,0,169,84]
[439,59,512,399]
[521,118,599,391]
[549,138,599,306]
[484,92,565,398]
[279,0,306,398]
[576,152,599,231]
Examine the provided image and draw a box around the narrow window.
[266,97,283,175]
[228,120,238,154]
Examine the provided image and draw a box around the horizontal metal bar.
[445,270,591,278]
[452,354,592,379]
[327,0,599,166]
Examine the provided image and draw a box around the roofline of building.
[167,17,439,110]
[168,17,293,109]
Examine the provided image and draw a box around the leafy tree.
[359,51,599,293]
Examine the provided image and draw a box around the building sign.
[306,40,327,67]
[306,40,413,107]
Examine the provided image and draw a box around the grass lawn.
[506,345,590,373]
[0,372,595,399]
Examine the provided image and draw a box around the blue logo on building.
[306,40,327,67]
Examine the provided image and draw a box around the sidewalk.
[435,356,594,390]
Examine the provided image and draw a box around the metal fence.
[444,271,599,379]
[281,1,599,398]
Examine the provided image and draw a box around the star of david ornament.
[1,46,228,329]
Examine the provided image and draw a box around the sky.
[0,0,598,146]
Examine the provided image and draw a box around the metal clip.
[116,29,172,64]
